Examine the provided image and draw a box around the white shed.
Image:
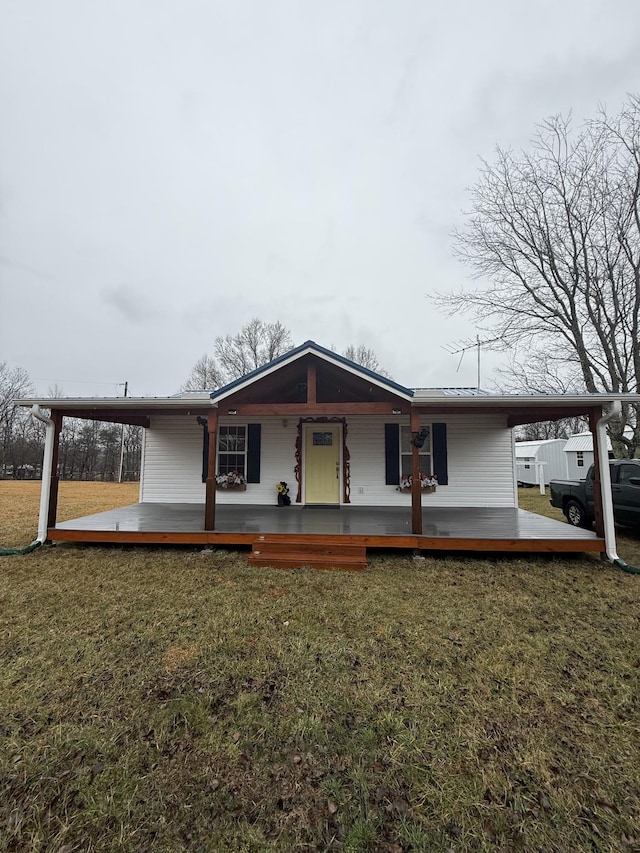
[563,432,612,480]
[515,438,567,486]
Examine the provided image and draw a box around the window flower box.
[397,473,438,493]
[215,471,246,490]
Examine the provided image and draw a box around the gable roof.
[515,438,567,449]
[563,432,613,452]
[209,340,414,402]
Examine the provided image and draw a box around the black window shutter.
[385,423,400,485]
[246,424,261,483]
[197,417,208,483]
[432,422,448,485]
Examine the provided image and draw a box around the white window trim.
[217,423,248,475]
[400,424,433,478]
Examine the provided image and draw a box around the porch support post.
[589,406,604,538]
[410,408,422,535]
[47,410,63,530]
[204,409,218,531]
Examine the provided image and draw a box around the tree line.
[0,362,142,481]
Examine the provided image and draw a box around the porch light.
[228,409,237,415]
[392,408,402,415]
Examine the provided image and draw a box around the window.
[400,425,432,478]
[218,425,246,476]
[577,451,584,468]
[384,422,447,486]
[619,464,640,485]
[313,431,334,446]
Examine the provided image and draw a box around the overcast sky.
[2,1,640,397]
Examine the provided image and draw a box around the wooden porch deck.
[49,503,604,554]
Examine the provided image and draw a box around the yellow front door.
[304,425,341,504]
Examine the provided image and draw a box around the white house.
[17,340,640,566]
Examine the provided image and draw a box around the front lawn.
[1,482,639,851]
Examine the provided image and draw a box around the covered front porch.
[49,502,604,554]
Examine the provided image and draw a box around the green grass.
[1,483,640,851]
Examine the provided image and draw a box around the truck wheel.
[565,499,590,528]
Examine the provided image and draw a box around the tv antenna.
[442,335,504,389]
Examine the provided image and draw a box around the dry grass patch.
[0,480,138,548]
[1,483,639,851]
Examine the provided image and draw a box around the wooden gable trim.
[218,402,410,416]
[210,343,413,405]
[307,363,317,403]
[215,352,412,408]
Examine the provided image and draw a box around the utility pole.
[118,381,128,483]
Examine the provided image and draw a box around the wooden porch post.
[204,409,218,531]
[410,408,422,535]
[589,406,604,538]
[47,410,63,530]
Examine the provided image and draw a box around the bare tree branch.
[342,346,392,378]
[433,96,640,456]
[183,319,294,389]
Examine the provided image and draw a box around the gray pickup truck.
[549,459,640,528]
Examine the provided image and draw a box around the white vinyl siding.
[140,413,517,507]
[347,414,515,507]
[140,416,204,503]
[140,416,298,504]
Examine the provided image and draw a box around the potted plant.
[276,481,291,506]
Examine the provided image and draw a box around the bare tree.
[496,351,588,442]
[342,345,392,378]
[0,362,35,476]
[214,319,293,381]
[433,96,640,457]
[515,418,589,441]
[183,319,294,389]
[181,354,223,392]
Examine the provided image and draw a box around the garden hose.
[0,540,43,556]
[613,557,640,575]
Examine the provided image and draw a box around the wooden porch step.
[248,535,367,571]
